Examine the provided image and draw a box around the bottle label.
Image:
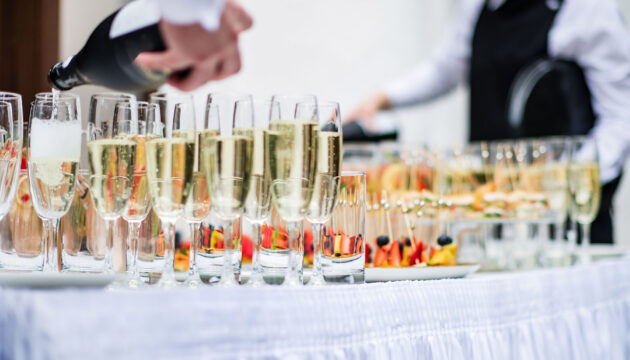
[109,0,161,39]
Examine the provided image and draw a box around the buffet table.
[1,257,629,360]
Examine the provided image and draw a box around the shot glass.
[321,171,366,284]
[0,170,44,271]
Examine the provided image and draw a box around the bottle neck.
[49,57,86,91]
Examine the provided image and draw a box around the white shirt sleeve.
[550,0,630,183]
[383,0,484,107]
[155,0,226,31]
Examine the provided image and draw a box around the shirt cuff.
[156,0,226,31]
[383,79,413,108]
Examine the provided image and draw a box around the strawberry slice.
[261,224,273,249]
[374,247,387,267]
[241,234,252,260]
[388,240,401,267]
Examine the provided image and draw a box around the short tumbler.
[321,171,366,284]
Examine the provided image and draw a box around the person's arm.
[135,0,252,91]
[345,0,484,125]
[551,0,630,184]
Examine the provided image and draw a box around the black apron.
[469,0,619,243]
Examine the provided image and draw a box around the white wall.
[59,0,630,245]
[195,0,467,149]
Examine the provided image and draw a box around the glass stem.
[127,221,141,278]
[251,222,263,277]
[104,219,115,273]
[311,223,323,278]
[44,218,61,272]
[555,221,564,243]
[42,218,51,271]
[580,222,591,264]
[161,221,177,282]
[284,220,304,286]
[187,221,200,280]
[219,218,238,285]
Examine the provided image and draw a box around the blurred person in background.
[135,0,252,91]
[347,0,630,244]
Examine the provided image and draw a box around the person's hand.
[135,0,253,91]
[344,92,391,131]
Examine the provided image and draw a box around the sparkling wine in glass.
[233,99,279,286]
[538,137,570,266]
[174,102,212,288]
[297,101,342,285]
[28,94,82,271]
[568,136,600,265]
[87,93,138,274]
[146,95,196,287]
[119,102,163,287]
[201,102,253,286]
[267,95,319,285]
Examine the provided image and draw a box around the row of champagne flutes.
[23,91,344,287]
[437,136,601,266]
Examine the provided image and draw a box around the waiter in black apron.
[346,0,630,244]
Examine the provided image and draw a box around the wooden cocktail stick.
[382,190,394,245]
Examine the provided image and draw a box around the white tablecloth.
[1,257,629,360]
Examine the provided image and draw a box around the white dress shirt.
[155,0,226,31]
[384,0,630,184]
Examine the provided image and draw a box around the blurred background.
[2,0,630,245]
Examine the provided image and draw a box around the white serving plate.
[365,264,480,282]
[0,272,115,288]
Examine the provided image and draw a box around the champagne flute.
[87,93,138,273]
[28,94,82,272]
[0,92,23,220]
[568,136,600,265]
[233,99,279,286]
[207,92,253,132]
[268,95,319,286]
[271,94,317,119]
[119,102,163,287]
[298,101,342,286]
[146,99,196,287]
[178,102,212,288]
[201,103,253,286]
[538,137,570,266]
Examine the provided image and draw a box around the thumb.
[135,50,192,71]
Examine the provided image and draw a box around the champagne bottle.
[49,2,187,92]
